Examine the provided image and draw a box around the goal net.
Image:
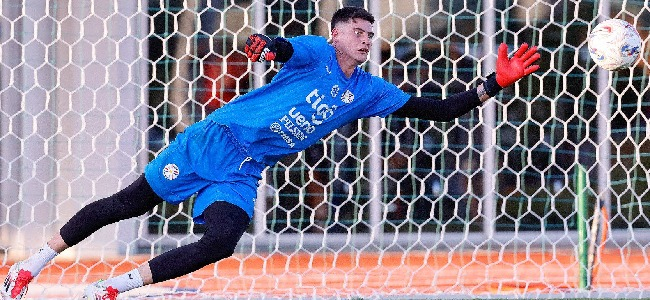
[1,0,649,298]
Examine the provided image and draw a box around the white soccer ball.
[587,19,642,71]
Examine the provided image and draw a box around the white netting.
[1,0,649,298]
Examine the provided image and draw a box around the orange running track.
[5,249,650,298]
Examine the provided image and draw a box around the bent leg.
[3,175,164,298]
[147,201,250,283]
[59,174,164,247]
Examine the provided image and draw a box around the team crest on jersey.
[163,163,179,180]
[341,90,354,104]
[331,85,340,98]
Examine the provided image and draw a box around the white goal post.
[1,0,649,298]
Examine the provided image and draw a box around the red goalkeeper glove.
[245,34,276,62]
[495,43,541,87]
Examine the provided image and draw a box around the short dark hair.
[331,7,375,31]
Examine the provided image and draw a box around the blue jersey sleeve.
[359,76,411,118]
[283,35,330,70]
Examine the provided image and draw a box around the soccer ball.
[587,19,642,71]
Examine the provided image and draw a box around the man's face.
[331,18,375,65]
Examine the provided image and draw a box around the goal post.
[1,0,650,298]
[576,164,589,289]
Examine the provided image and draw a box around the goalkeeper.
[3,6,540,300]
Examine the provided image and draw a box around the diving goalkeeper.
[2,6,540,299]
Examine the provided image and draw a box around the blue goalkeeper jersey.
[207,35,411,166]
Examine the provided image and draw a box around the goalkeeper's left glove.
[245,34,277,62]
[495,43,541,88]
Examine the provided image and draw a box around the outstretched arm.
[392,43,541,121]
[392,75,498,122]
[244,34,294,63]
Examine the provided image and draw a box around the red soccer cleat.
[82,280,119,300]
[2,262,34,299]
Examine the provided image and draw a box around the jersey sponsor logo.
[287,108,315,134]
[305,89,338,124]
[271,88,342,149]
[270,122,295,148]
[162,164,179,180]
[280,115,308,141]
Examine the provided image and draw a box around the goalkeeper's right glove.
[495,43,540,88]
[245,34,277,62]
